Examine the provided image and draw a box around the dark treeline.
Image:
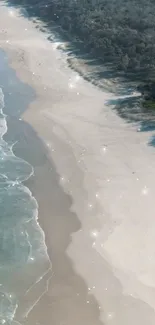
[8,0,155,77]
[7,0,155,108]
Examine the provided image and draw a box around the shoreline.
[0,48,53,322]
[1,3,155,324]
[8,117,102,325]
[0,17,103,325]
[0,5,105,325]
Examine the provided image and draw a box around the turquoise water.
[0,54,51,324]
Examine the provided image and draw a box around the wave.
[0,87,51,325]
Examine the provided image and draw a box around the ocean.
[0,50,51,324]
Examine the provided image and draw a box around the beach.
[1,2,155,324]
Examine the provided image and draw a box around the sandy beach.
[1,2,155,324]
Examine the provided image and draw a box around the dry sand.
[1,2,155,324]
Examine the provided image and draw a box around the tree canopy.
[8,0,155,78]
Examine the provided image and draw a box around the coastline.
[7,117,102,325]
[1,3,155,325]
[0,4,105,325]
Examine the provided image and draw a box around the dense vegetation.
[7,0,155,107]
[138,80,155,110]
[8,0,155,75]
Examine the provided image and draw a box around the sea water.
[0,87,51,324]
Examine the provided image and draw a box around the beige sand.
[1,2,155,324]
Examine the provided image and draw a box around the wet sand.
[0,4,104,325]
[5,117,102,325]
[1,2,155,325]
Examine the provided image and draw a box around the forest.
[8,0,155,75]
[7,0,155,106]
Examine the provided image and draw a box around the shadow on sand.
[1,4,155,324]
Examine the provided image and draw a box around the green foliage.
[143,100,155,110]
[8,0,155,77]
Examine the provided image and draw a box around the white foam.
[1,3,155,323]
[0,85,51,323]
